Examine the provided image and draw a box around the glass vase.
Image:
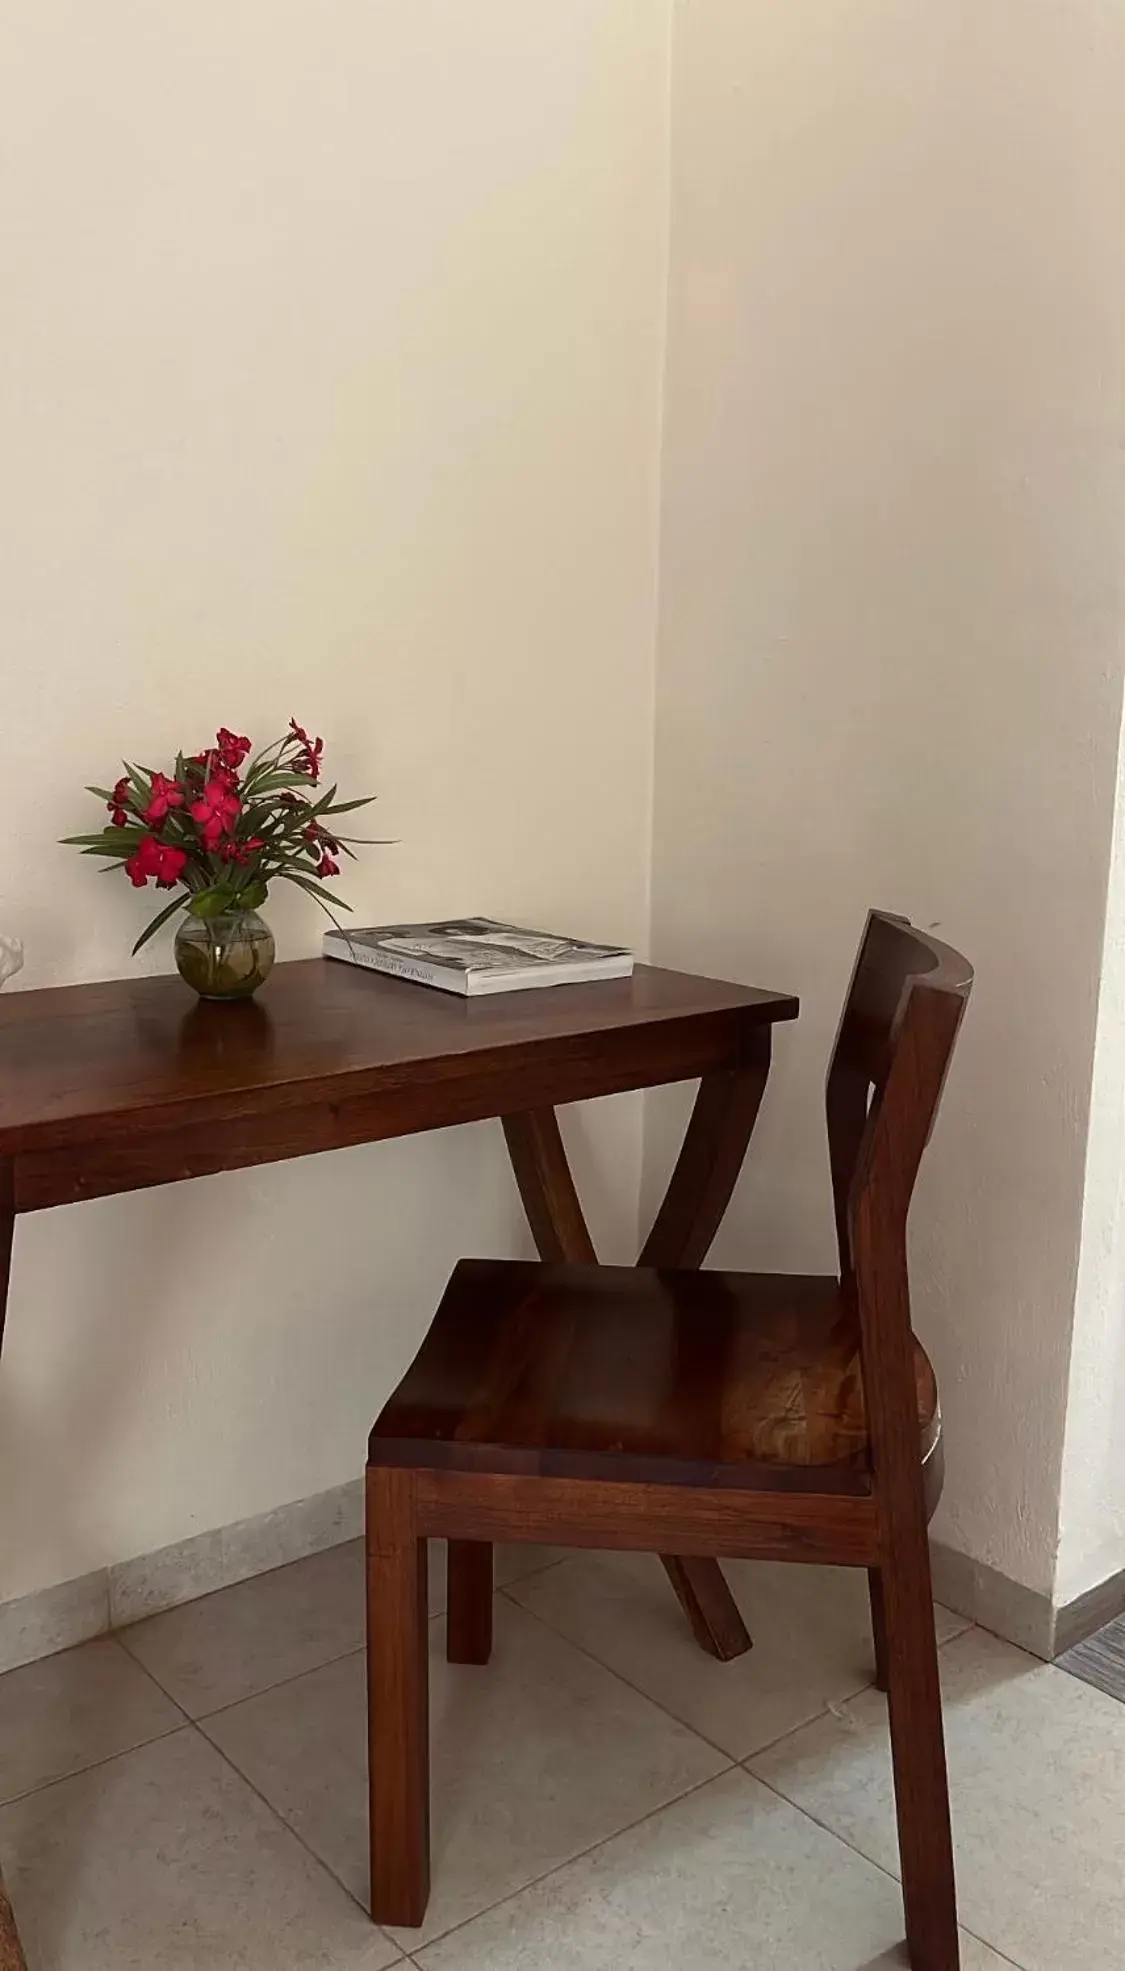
[174,909,275,1002]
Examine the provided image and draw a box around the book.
[322,916,634,997]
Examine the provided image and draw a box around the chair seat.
[369,1259,941,1496]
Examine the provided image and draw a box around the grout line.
[140,1550,571,1727]
[191,1640,367,1725]
[495,1551,569,1592]
[742,1760,1029,1967]
[501,1574,965,1763]
[0,1718,190,1814]
[0,1634,196,1812]
[398,1763,739,1954]
[188,1717,400,1947]
[497,1585,744,1764]
[735,1615,977,1769]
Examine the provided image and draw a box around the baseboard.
[928,1542,1056,1658]
[1052,1561,1125,1658]
[0,1477,362,1676]
[929,1540,1125,1661]
[5,1497,1124,1678]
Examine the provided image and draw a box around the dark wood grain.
[0,961,797,1163]
[371,1261,939,1488]
[659,1556,751,1661]
[0,959,796,1971]
[0,1162,13,1354]
[502,1111,598,1263]
[0,1870,26,1971]
[845,928,969,1971]
[414,1470,878,1566]
[445,1540,493,1666]
[868,1566,890,1691]
[366,1465,429,1929]
[638,1048,772,1658]
[503,1109,750,1660]
[639,1045,772,1268]
[364,913,971,1960]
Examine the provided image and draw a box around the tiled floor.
[0,1542,1120,1968]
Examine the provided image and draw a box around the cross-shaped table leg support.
[479,1038,772,1663]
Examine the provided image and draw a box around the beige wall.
[648,0,1125,1597]
[0,1,670,1597]
[6,0,1125,1617]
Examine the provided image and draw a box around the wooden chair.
[0,1868,26,1971]
[366,911,972,1970]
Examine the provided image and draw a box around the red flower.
[141,771,185,831]
[289,718,324,783]
[216,727,251,771]
[302,821,339,851]
[107,776,131,827]
[191,776,241,850]
[316,852,340,879]
[218,836,264,866]
[125,835,188,889]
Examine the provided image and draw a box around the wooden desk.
[0,957,797,1958]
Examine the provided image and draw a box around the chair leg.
[446,1539,493,1664]
[366,1466,430,1928]
[661,1556,752,1661]
[880,1533,959,1971]
[868,1565,890,1692]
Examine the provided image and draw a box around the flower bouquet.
[65,721,377,1000]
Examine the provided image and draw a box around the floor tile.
[506,1550,968,1758]
[1057,1609,1125,1703]
[203,1598,728,1948]
[120,1540,370,1717]
[0,1636,182,1805]
[752,1625,1125,1970]
[413,1767,1011,1970]
[0,1727,401,1968]
[119,1539,564,1718]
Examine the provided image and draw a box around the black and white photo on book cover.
[340,918,628,975]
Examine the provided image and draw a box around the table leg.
[0,1161,28,1971]
[502,1056,771,1664]
[639,1046,772,1660]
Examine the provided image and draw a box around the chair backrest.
[824,912,971,1493]
[823,906,973,1308]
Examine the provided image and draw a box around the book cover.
[322,917,634,996]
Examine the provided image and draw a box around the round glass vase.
[174,909,275,1002]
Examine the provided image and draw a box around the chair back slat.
[826,911,972,1287]
[824,910,971,1494]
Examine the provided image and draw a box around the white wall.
[1058,695,1125,1605]
[0,1,670,1598]
[648,0,1125,1596]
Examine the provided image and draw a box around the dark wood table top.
[0,960,797,1204]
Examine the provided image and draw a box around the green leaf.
[235,879,268,912]
[251,770,316,794]
[62,831,138,848]
[318,795,377,816]
[282,875,349,934]
[188,888,231,918]
[284,872,353,911]
[131,894,189,955]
